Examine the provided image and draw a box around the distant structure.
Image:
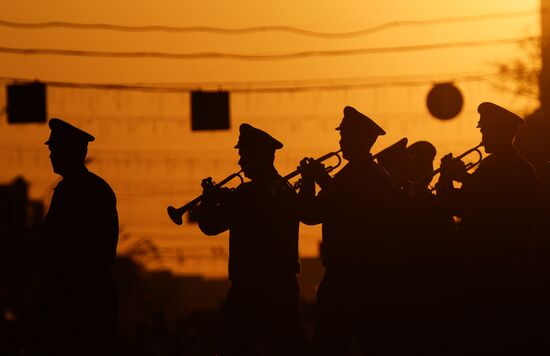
[1,177,33,237]
[514,2,550,251]
[540,0,550,123]
[515,0,550,168]
[0,177,44,354]
[0,176,44,274]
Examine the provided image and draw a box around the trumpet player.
[298,106,394,355]
[193,123,306,356]
[435,102,538,355]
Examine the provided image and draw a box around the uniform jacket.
[197,174,300,281]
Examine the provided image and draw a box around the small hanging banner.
[191,90,230,131]
[7,81,47,124]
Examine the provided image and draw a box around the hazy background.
[0,0,540,277]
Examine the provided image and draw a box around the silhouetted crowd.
[24,103,550,355]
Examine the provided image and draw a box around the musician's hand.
[299,158,327,182]
[201,177,217,193]
[300,158,334,190]
[439,154,468,182]
[201,177,227,206]
[298,158,313,183]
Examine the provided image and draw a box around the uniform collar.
[348,154,376,169]
[61,166,89,181]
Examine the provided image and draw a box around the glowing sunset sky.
[0,0,540,277]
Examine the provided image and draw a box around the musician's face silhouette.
[48,142,86,176]
[238,147,275,180]
[49,144,63,174]
[339,130,376,161]
[479,121,513,154]
[479,123,492,153]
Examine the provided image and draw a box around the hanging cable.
[0,10,537,38]
[0,70,498,88]
[0,71,497,93]
[0,36,535,61]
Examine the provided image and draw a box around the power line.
[0,72,498,93]
[0,70,497,88]
[0,37,534,61]
[0,71,496,93]
[0,10,537,38]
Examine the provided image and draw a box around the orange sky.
[0,0,541,277]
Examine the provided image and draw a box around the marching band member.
[436,102,538,355]
[194,124,306,356]
[298,106,394,355]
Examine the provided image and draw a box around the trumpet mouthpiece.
[167,206,183,225]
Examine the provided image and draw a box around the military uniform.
[374,137,413,190]
[299,107,395,355]
[389,141,455,355]
[436,103,539,355]
[36,119,118,356]
[195,124,305,356]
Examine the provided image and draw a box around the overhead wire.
[0,70,498,88]
[0,37,535,61]
[0,9,537,38]
[0,71,497,93]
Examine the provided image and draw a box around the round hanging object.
[426,82,463,120]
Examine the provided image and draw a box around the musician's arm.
[435,155,470,217]
[195,187,232,236]
[296,158,326,225]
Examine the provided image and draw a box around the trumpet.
[167,171,243,225]
[284,150,342,188]
[409,143,483,187]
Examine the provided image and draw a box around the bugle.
[287,147,395,189]
[285,150,342,188]
[167,171,243,225]
[409,143,483,187]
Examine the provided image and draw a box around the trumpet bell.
[166,171,243,226]
[167,206,183,225]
